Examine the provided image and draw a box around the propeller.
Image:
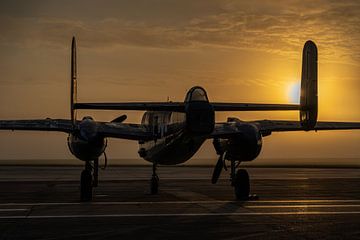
[212,138,228,184]
[111,114,127,123]
[211,153,224,184]
[70,36,77,126]
[100,151,108,170]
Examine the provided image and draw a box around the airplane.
[0,37,359,201]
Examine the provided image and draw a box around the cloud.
[0,0,359,63]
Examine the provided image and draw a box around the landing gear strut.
[80,159,99,201]
[150,163,159,194]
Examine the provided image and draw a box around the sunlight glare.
[288,81,300,103]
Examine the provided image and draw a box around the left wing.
[251,120,360,136]
[210,119,360,139]
[252,120,360,135]
[211,122,244,138]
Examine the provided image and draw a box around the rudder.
[300,40,318,130]
[71,36,77,124]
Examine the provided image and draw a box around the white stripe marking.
[247,204,360,208]
[1,211,360,219]
[0,199,360,206]
[0,209,28,212]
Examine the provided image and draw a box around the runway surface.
[0,166,359,239]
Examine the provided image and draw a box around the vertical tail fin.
[71,36,77,124]
[300,40,318,130]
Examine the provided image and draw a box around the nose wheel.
[80,160,98,202]
[80,169,93,201]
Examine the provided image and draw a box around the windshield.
[185,87,208,102]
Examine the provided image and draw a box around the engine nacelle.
[67,117,107,161]
[225,124,262,162]
[68,134,107,161]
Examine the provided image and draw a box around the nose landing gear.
[80,159,99,202]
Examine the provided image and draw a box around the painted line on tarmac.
[0,209,28,212]
[9,177,356,181]
[1,211,360,219]
[0,199,360,206]
[246,204,360,208]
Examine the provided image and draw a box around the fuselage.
[137,86,215,165]
[138,111,207,165]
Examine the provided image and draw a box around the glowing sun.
[288,81,300,103]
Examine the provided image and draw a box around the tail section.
[71,36,77,124]
[300,40,318,130]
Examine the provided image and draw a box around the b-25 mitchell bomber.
[1,38,359,201]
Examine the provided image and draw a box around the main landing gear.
[80,159,99,201]
[150,163,159,194]
[211,139,257,201]
[230,160,258,201]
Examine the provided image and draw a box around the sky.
[0,0,359,165]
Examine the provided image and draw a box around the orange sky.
[0,0,359,164]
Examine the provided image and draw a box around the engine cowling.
[67,117,107,161]
[225,124,262,162]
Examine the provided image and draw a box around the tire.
[80,169,93,201]
[233,169,250,200]
[150,176,159,194]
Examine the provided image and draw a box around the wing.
[252,120,360,135]
[74,102,186,112]
[0,119,154,141]
[0,119,73,132]
[211,122,244,138]
[210,119,360,139]
[211,103,300,111]
[96,122,154,140]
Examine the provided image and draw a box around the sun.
[288,81,300,103]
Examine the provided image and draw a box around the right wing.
[0,119,155,141]
[96,122,154,140]
[0,119,73,132]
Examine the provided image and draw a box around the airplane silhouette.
[1,37,359,201]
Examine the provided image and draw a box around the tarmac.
[0,166,359,239]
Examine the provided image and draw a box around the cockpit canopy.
[184,86,209,102]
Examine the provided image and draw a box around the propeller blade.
[101,151,108,170]
[70,36,77,125]
[111,115,127,123]
[211,154,224,184]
